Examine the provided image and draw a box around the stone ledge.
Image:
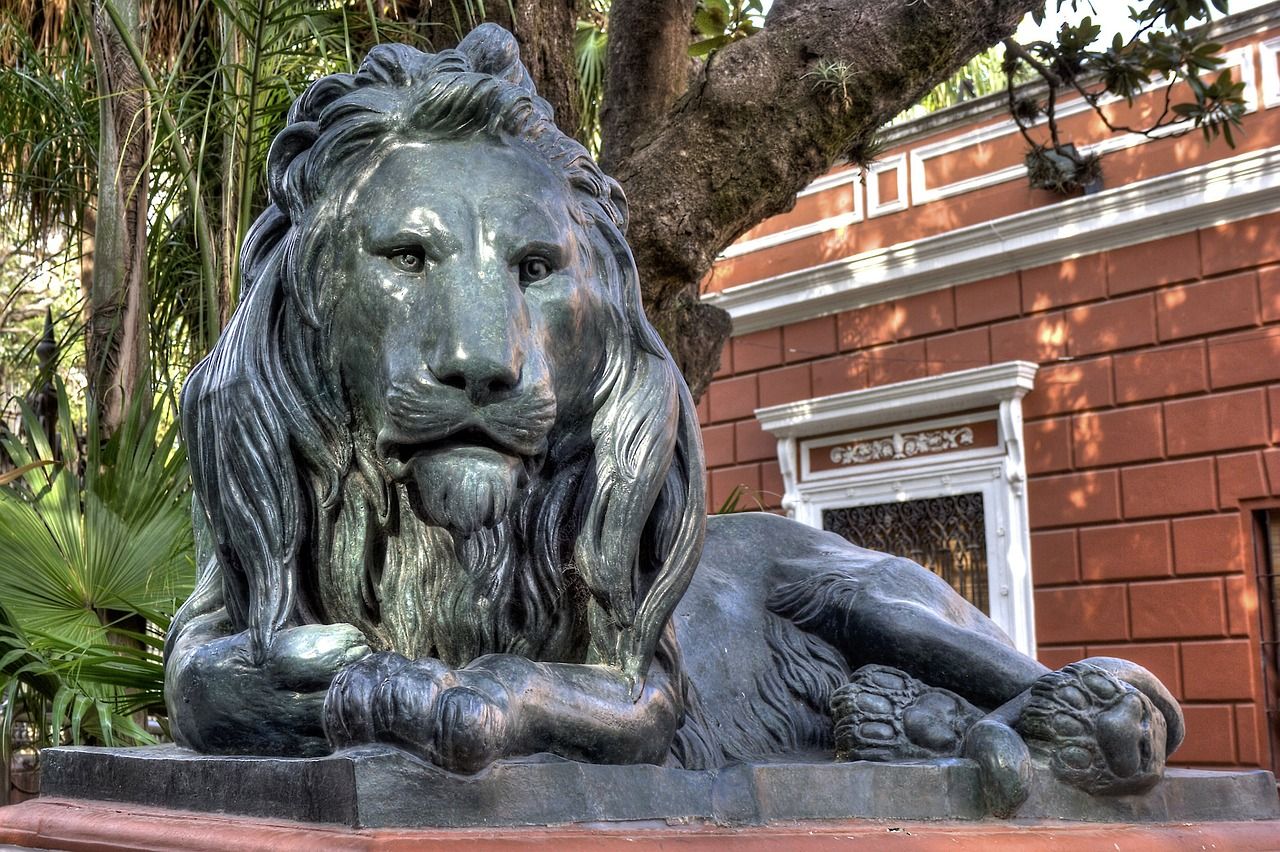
[4,799,1280,852]
[36,745,1280,828]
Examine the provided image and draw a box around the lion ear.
[457,24,538,96]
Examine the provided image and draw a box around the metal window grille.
[1254,509,1280,773]
[822,492,990,614]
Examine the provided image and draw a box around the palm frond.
[0,379,193,748]
[575,14,607,154]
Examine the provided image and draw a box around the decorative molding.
[756,361,1039,655]
[829,426,975,466]
[1262,36,1280,109]
[798,166,858,198]
[718,8,1274,265]
[908,47,1256,205]
[718,173,864,260]
[802,413,996,483]
[756,361,1039,439]
[708,144,1280,335]
[865,153,909,217]
[717,211,862,260]
[907,90,1111,205]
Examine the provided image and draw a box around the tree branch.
[600,0,698,174]
[614,0,1042,396]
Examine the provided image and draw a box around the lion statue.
[165,25,1183,816]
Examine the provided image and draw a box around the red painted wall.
[699,16,1280,770]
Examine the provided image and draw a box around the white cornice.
[719,211,863,260]
[708,144,1280,335]
[755,361,1038,439]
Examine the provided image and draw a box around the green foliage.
[140,0,424,384]
[0,380,195,754]
[1024,142,1102,193]
[715,483,746,514]
[0,12,97,246]
[575,2,609,154]
[714,483,779,514]
[690,0,763,57]
[804,58,857,110]
[906,48,1028,118]
[1009,1,1245,194]
[0,1,427,404]
[0,12,96,421]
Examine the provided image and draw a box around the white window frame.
[755,361,1039,656]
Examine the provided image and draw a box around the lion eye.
[518,255,554,286]
[389,249,426,274]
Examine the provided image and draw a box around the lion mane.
[169,26,706,693]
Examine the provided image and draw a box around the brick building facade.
[697,4,1280,770]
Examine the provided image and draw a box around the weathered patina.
[164,25,1184,817]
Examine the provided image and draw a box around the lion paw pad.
[1015,662,1167,795]
[831,665,982,762]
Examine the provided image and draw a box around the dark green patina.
[161,24,1194,819]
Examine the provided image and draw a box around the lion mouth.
[376,375,556,477]
[377,423,548,487]
[383,426,513,462]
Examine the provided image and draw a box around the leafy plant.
[1004,0,1245,194]
[575,1,609,154]
[0,380,195,762]
[0,0,425,411]
[690,0,763,57]
[805,58,856,110]
[715,483,779,514]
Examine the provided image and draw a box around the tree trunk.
[599,0,697,174]
[88,0,150,433]
[218,12,243,328]
[605,0,1042,399]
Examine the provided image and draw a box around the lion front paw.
[831,665,984,761]
[324,651,518,773]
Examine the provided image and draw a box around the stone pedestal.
[3,798,1280,851]
[0,746,1275,850]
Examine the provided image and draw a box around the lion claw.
[832,665,983,762]
[325,651,412,747]
[324,652,512,773]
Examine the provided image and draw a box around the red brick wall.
[699,212,1280,769]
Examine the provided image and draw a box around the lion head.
[176,25,706,691]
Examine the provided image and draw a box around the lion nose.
[426,261,527,403]
[430,345,522,403]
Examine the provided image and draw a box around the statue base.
[18,745,1280,826]
[2,798,1279,852]
[0,798,1274,849]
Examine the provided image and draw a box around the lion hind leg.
[767,566,1049,710]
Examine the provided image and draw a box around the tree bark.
[218,12,243,328]
[599,0,697,174]
[605,0,1041,398]
[88,0,150,433]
